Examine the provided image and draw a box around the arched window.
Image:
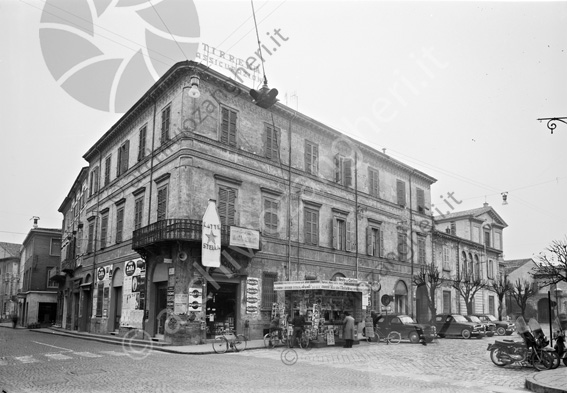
[461,251,468,277]
[474,255,480,279]
[394,280,408,314]
[331,272,346,281]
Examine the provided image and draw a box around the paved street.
[0,327,545,393]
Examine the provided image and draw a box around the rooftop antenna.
[249,0,278,109]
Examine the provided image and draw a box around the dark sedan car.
[472,314,515,336]
[433,314,484,339]
[376,314,437,343]
[465,315,495,337]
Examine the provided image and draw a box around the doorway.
[155,282,168,338]
[206,282,238,338]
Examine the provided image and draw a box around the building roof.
[0,242,22,258]
[434,203,507,227]
[22,228,62,246]
[502,258,534,275]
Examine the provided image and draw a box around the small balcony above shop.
[132,219,230,252]
[61,258,76,275]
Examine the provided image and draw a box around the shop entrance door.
[155,282,168,338]
[113,287,122,331]
[206,282,238,338]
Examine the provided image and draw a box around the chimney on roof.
[31,216,39,229]
[483,202,489,207]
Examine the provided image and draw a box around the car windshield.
[398,316,414,324]
[452,315,468,322]
[486,315,497,321]
[468,316,481,323]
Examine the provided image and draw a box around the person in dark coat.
[11,313,18,329]
[290,313,305,348]
[368,310,382,342]
[343,311,355,348]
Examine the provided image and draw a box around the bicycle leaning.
[370,327,402,345]
[263,328,289,348]
[212,329,247,353]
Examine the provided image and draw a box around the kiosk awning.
[274,280,369,293]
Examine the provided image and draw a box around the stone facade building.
[433,203,507,317]
[0,242,21,319]
[60,61,437,344]
[17,227,62,326]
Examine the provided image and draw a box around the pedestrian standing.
[343,311,355,348]
[369,310,382,342]
[11,313,18,329]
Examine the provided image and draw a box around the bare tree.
[531,237,567,287]
[487,275,512,321]
[412,262,442,322]
[510,279,538,318]
[452,270,488,314]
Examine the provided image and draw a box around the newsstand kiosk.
[273,279,372,347]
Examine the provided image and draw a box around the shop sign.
[229,226,260,249]
[97,267,106,281]
[188,285,202,311]
[273,280,368,292]
[125,261,136,276]
[202,199,221,267]
[246,277,259,314]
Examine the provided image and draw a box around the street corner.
[525,368,567,393]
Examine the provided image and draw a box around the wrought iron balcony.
[61,259,76,274]
[132,219,230,251]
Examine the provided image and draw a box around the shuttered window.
[117,140,130,177]
[221,107,237,147]
[263,197,278,235]
[218,186,236,226]
[96,282,104,317]
[368,168,379,197]
[305,141,318,175]
[116,207,124,243]
[397,232,407,261]
[334,154,352,187]
[104,155,111,186]
[304,208,319,245]
[89,167,99,196]
[157,186,168,221]
[100,213,108,249]
[134,197,144,230]
[396,180,406,206]
[87,222,94,253]
[138,125,147,161]
[416,188,425,213]
[161,104,171,143]
[366,226,383,257]
[265,124,279,161]
[261,272,277,309]
[417,236,426,264]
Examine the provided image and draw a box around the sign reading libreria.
[202,199,221,267]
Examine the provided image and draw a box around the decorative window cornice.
[260,187,283,196]
[331,207,350,216]
[214,174,242,185]
[115,198,126,206]
[100,207,109,215]
[302,199,322,209]
[132,187,146,196]
[154,173,171,184]
[367,218,382,226]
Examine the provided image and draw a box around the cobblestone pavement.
[0,328,544,393]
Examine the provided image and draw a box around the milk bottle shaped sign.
[202,199,221,267]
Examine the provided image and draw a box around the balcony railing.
[132,219,230,250]
[61,258,76,274]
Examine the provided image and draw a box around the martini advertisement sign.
[202,199,221,267]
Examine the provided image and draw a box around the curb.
[525,370,567,393]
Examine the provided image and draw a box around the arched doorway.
[537,298,553,323]
[110,268,123,331]
[415,285,429,323]
[394,281,408,315]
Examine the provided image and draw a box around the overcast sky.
[1,0,566,261]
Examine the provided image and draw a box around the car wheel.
[408,331,420,344]
[461,329,472,339]
[496,327,506,336]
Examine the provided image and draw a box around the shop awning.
[274,280,370,293]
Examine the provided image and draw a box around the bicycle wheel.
[373,328,383,343]
[212,338,228,354]
[387,331,402,344]
[264,333,274,349]
[233,334,247,352]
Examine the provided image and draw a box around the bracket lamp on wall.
[188,74,200,98]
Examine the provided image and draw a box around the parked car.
[375,314,437,343]
[472,314,515,336]
[433,314,484,339]
[465,315,495,337]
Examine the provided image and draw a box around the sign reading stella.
[202,199,221,267]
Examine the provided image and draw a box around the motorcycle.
[487,316,555,371]
[552,317,567,367]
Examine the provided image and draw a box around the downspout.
[91,147,102,332]
[142,97,158,334]
[286,110,297,281]
[354,151,359,279]
[409,170,414,318]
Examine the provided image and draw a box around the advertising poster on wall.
[120,259,145,328]
[202,199,221,268]
[246,277,259,314]
[188,286,202,312]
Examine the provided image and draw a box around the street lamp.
[537,117,567,134]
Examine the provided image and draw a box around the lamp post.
[537,117,567,134]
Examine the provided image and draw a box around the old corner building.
[58,60,439,345]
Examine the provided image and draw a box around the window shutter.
[312,145,318,174]
[397,180,406,206]
[227,188,236,226]
[346,221,352,251]
[366,226,373,255]
[116,146,122,177]
[332,217,338,249]
[157,187,167,221]
[417,188,425,212]
[221,107,229,144]
[334,154,341,183]
[266,126,272,160]
[122,140,130,174]
[344,159,352,187]
[116,207,124,243]
[379,228,384,257]
[229,110,237,146]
